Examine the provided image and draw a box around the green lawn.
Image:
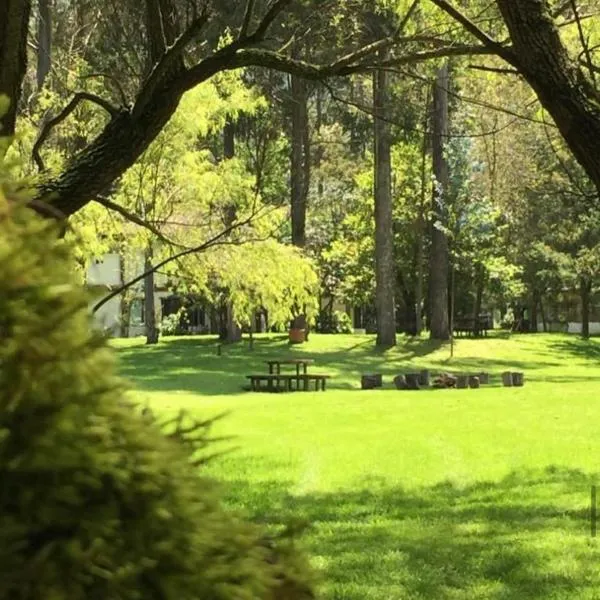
[115,333,600,599]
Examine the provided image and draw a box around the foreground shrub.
[0,181,314,598]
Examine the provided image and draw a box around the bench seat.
[246,373,331,392]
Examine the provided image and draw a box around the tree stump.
[361,374,382,389]
[468,375,480,389]
[501,371,513,387]
[393,374,407,390]
[456,375,469,389]
[511,372,524,386]
[418,369,430,387]
[478,372,490,384]
[405,373,421,390]
[433,373,456,388]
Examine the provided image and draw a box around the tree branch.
[468,63,520,75]
[93,196,187,248]
[33,92,119,171]
[239,0,256,39]
[92,211,258,313]
[570,0,597,87]
[249,0,293,42]
[134,8,211,117]
[428,0,517,64]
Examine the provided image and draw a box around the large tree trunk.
[429,64,450,341]
[472,264,484,336]
[0,0,32,138]
[290,73,310,335]
[580,276,592,339]
[144,246,159,345]
[37,0,52,91]
[373,60,397,347]
[495,0,600,195]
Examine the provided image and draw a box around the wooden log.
[468,375,480,389]
[478,372,490,384]
[502,371,513,387]
[433,373,456,388]
[418,369,430,387]
[456,374,469,389]
[393,374,407,390]
[405,373,421,390]
[511,372,524,387]
[361,374,382,389]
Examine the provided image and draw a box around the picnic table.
[266,358,315,376]
[247,358,330,392]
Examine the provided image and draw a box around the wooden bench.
[246,374,331,392]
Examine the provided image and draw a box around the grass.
[115,332,600,599]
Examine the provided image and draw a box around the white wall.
[92,295,122,336]
[87,253,121,287]
[567,322,600,335]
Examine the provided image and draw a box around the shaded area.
[216,465,600,600]
[115,333,600,394]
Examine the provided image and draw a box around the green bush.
[0,183,314,597]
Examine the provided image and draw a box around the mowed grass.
[115,332,600,599]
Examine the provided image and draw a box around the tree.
[0,0,490,222]
[429,64,450,340]
[373,58,397,346]
[431,0,600,196]
[0,0,31,138]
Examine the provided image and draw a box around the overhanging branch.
[428,0,517,65]
[93,196,187,248]
[92,211,259,313]
[33,92,119,171]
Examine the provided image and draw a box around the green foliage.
[0,169,314,598]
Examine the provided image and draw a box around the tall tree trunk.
[429,64,450,341]
[0,0,32,138]
[37,0,52,91]
[222,117,242,343]
[373,59,397,347]
[290,73,310,334]
[472,264,484,336]
[530,291,539,333]
[580,276,591,339]
[415,92,430,336]
[495,0,600,195]
[144,246,159,345]
[290,73,309,248]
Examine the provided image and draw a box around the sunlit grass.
[114,332,600,599]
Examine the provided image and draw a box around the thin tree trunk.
[37,0,52,91]
[222,116,242,342]
[429,64,450,341]
[373,55,397,347]
[415,91,430,336]
[0,0,32,139]
[530,292,539,333]
[472,264,484,336]
[144,246,159,344]
[290,72,310,335]
[581,276,591,339]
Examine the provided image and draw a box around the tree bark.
[530,291,539,333]
[429,64,450,341]
[222,116,242,343]
[290,72,310,334]
[0,0,32,138]
[472,264,484,336]
[290,73,309,248]
[373,59,397,347]
[144,246,159,345]
[495,0,600,195]
[580,276,591,339]
[37,0,52,91]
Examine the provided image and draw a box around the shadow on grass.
[115,334,600,394]
[547,338,600,362]
[217,465,600,600]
